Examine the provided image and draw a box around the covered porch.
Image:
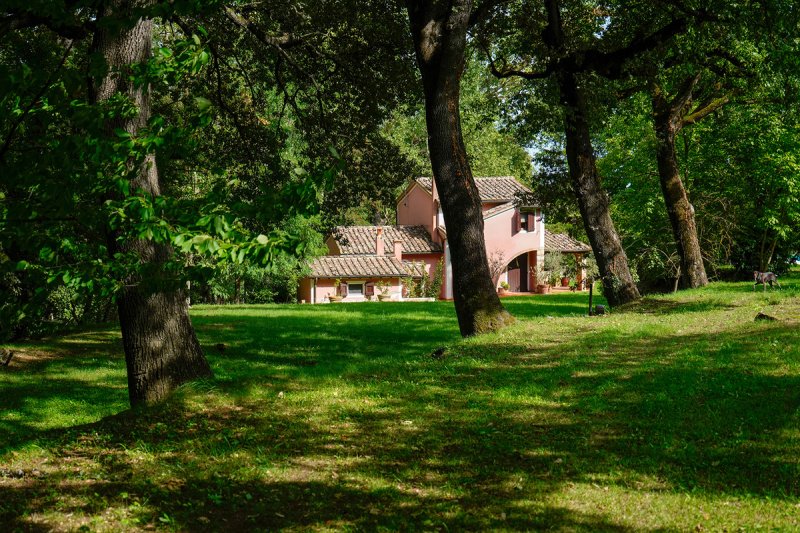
[497,232,592,293]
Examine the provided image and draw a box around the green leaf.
[194,96,212,111]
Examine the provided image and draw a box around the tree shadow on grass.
[0,392,636,531]
[2,295,799,530]
[439,320,800,498]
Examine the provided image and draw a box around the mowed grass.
[1,274,799,531]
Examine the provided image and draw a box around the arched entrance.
[501,250,539,292]
[506,254,527,292]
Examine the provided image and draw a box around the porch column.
[528,251,537,292]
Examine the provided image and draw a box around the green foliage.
[376,280,390,296]
[599,92,800,286]
[404,259,444,299]
[381,51,532,185]
[0,6,341,338]
[193,215,327,304]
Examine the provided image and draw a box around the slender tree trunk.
[759,228,769,272]
[407,0,512,336]
[558,71,640,306]
[652,87,708,289]
[91,0,212,406]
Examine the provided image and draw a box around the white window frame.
[346,281,365,296]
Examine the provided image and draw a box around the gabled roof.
[414,176,531,202]
[545,230,592,253]
[309,256,425,279]
[482,202,515,219]
[331,225,441,255]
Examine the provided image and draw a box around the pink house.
[298,176,591,303]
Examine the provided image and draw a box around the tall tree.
[487,0,651,305]
[650,73,730,288]
[406,0,512,336]
[90,0,212,405]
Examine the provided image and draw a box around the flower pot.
[536,284,550,294]
[498,287,508,296]
[329,295,342,303]
[561,277,570,287]
[377,294,391,302]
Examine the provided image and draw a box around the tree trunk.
[91,0,212,406]
[407,0,512,336]
[558,71,640,306]
[652,88,708,289]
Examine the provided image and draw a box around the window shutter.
[512,209,520,234]
[365,282,374,296]
[340,282,348,296]
[528,213,535,232]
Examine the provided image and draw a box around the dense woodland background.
[1,0,798,341]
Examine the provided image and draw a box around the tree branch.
[1,11,90,40]
[669,71,702,116]
[582,17,689,78]
[682,94,730,126]
[222,6,303,49]
[223,6,324,116]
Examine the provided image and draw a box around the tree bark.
[90,0,212,406]
[538,0,638,306]
[652,82,708,289]
[407,0,512,336]
[558,71,640,306]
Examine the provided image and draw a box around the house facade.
[298,176,590,303]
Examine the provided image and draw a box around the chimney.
[376,227,384,256]
[393,239,403,260]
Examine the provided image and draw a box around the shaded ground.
[1,277,799,531]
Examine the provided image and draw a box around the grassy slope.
[0,275,799,531]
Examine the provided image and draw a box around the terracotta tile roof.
[332,225,441,255]
[544,230,592,253]
[415,176,531,202]
[482,202,515,219]
[309,256,425,278]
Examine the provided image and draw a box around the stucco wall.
[396,183,434,231]
[310,277,405,303]
[481,202,504,213]
[298,278,312,303]
[484,207,543,287]
[403,253,446,299]
[324,236,341,255]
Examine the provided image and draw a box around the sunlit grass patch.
[1,275,799,530]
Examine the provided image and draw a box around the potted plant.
[544,251,565,288]
[563,255,578,287]
[533,264,550,294]
[377,280,391,301]
[329,278,343,303]
[498,281,510,295]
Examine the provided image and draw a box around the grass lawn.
[1,273,799,531]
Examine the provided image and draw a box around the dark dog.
[753,271,781,291]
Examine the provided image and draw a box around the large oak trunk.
[407,0,511,336]
[652,89,708,289]
[91,0,212,406]
[558,72,640,306]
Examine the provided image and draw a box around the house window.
[347,282,364,296]
[519,209,535,232]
